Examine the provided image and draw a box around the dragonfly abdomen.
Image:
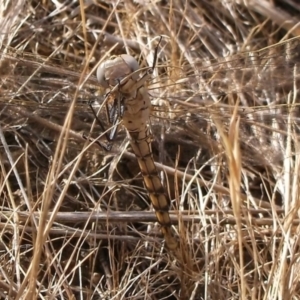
[127,127,177,249]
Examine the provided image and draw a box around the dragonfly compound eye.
[97,62,109,88]
[120,54,140,81]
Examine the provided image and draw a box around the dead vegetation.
[1,0,300,299]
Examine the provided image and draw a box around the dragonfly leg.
[82,133,112,151]
[107,97,123,141]
[89,98,122,142]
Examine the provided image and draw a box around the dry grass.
[1,0,300,299]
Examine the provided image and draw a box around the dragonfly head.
[97,55,140,88]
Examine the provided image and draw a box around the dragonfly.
[1,36,300,246]
[91,37,178,250]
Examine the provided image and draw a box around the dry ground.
[1,0,300,299]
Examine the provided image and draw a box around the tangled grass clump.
[1,0,300,299]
